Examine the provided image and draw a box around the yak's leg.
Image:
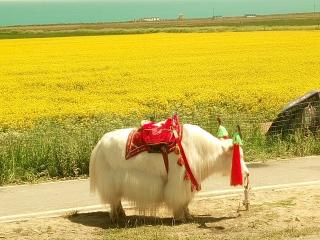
[173,207,186,222]
[110,200,126,222]
[164,157,194,223]
[173,204,192,222]
[116,201,126,218]
[183,205,193,221]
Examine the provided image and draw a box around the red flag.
[230,144,243,186]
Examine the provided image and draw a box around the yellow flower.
[0,31,319,128]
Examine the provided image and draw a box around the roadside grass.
[2,186,320,239]
[104,226,176,240]
[1,25,319,40]
[97,215,320,240]
[261,197,297,208]
[65,205,320,240]
[0,115,139,185]
[259,227,320,240]
[3,210,320,240]
[244,128,320,161]
[1,113,320,185]
[99,224,320,240]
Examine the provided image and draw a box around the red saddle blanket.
[125,117,182,160]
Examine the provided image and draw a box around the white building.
[142,17,160,22]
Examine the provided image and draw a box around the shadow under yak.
[67,211,238,229]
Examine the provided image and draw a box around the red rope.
[175,139,201,191]
[172,114,201,191]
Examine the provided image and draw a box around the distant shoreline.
[1,12,319,39]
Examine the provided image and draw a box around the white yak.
[89,124,249,222]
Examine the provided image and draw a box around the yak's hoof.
[173,218,186,225]
[185,213,193,222]
[118,209,126,218]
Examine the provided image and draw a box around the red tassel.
[177,155,184,166]
[191,184,201,192]
[230,144,243,186]
[174,145,180,154]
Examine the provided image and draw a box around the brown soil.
[1,185,319,240]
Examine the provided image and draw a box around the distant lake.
[0,0,318,27]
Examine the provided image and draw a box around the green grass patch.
[100,225,320,240]
[1,25,320,40]
[0,109,319,185]
[258,227,320,240]
[263,197,297,208]
[104,226,177,240]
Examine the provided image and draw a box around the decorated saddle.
[125,116,182,159]
[125,114,201,191]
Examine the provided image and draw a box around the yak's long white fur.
[89,124,249,218]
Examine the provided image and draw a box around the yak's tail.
[89,140,101,194]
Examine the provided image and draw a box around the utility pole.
[212,7,215,19]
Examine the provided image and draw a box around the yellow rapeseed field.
[1,31,320,128]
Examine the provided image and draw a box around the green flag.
[217,125,229,138]
[233,132,243,145]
